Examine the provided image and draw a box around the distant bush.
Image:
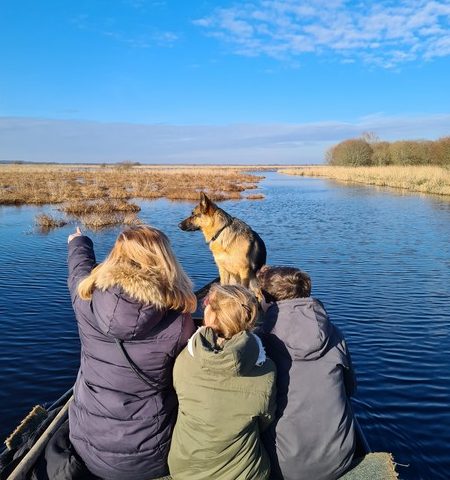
[432,136,450,166]
[328,134,449,166]
[371,141,392,165]
[328,139,373,166]
[389,141,433,165]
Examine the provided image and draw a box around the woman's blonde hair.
[78,225,197,313]
[206,284,259,338]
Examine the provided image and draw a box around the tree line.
[327,133,450,166]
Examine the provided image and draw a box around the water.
[1,172,449,479]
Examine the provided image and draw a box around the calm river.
[1,172,449,479]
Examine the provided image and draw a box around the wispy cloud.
[71,13,178,48]
[1,114,449,164]
[194,0,450,68]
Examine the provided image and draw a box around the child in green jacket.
[168,284,277,480]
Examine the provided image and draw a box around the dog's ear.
[199,192,213,213]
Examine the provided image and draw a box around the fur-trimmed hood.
[94,263,168,307]
[91,263,169,341]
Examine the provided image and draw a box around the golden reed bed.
[279,165,450,197]
[0,164,261,205]
[0,164,264,229]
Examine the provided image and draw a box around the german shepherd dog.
[179,192,266,291]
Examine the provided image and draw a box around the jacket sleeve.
[67,235,96,303]
[172,313,196,357]
[259,376,277,432]
[343,339,357,398]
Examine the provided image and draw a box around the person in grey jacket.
[67,225,196,480]
[256,266,356,480]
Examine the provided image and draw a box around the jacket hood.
[88,262,173,340]
[94,263,168,307]
[91,285,167,341]
[187,327,266,375]
[264,297,333,360]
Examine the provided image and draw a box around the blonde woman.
[67,226,196,480]
[168,284,277,480]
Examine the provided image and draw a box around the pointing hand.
[68,226,83,244]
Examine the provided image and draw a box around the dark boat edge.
[1,386,371,479]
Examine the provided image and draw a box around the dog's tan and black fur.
[179,192,266,290]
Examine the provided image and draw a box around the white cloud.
[194,0,450,67]
[0,114,449,164]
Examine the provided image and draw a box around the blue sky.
[1,0,450,163]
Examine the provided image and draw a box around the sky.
[1,0,450,164]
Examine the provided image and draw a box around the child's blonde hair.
[78,225,197,313]
[206,284,259,338]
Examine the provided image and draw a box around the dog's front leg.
[248,274,257,291]
[239,269,251,288]
[218,266,231,285]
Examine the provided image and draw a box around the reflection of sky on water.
[1,172,449,479]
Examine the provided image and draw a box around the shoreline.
[279,165,450,197]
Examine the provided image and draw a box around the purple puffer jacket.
[67,236,195,480]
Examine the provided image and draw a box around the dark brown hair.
[257,265,311,301]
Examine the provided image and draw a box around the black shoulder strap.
[114,339,162,391]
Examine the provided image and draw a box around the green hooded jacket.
[168,327,277,480]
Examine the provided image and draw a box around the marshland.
[281,136,450,197]
[280,165,450,196]
[1,170,450,480]
[0,164,265,230]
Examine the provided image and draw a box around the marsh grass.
[35,214,67,229]
[2,165,264,230]
[80,212,142,230]
[0,165,260,205]
[61,199,140,215]
[246,193,265,199]
[280,166,450,197]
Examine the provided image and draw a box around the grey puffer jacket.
[257,297,356,480]
[67,236,195,480]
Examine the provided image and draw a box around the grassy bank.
[279,165,450,197]
[1,164,264,230]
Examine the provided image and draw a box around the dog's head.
[178,192,217,231]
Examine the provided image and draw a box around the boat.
[0,279,399,479]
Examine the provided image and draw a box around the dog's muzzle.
[178,219,199,231]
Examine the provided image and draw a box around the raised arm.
[67,231,96,303]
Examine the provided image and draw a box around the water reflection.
[1,172,449,479]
